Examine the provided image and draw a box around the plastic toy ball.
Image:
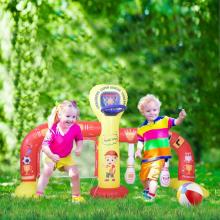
[177,182,203,206]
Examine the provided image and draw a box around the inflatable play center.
[14,84,209,199]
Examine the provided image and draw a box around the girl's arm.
[175,109,187,125]
[75,140,83,156]
[42,145,60,162]
[42,129,60,162]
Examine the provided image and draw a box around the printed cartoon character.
[104,150,118,181]
[22,156,33,175]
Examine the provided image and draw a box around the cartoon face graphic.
[105,155,117,166]
[104,150,118,181]
[184,152,192,163]
[161,174,170,185]
[104,150,118,166]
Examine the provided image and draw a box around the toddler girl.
[36,100,84,203]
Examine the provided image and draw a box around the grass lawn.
[0,163,220,219]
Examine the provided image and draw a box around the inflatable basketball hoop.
[89,85,128,198]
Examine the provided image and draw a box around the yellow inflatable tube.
[89,84,128,198]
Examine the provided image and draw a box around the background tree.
[0,0,219,167]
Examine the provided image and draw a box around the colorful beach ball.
[177,182,203,206]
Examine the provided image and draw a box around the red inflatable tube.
[169,131,195,181]
[20,123,48,181]
[19,121,195,182]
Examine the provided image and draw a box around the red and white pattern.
[177,182,203,206]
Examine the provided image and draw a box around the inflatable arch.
[15,121,195,197]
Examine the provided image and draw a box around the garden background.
[0,0,219,219]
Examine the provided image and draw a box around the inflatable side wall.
[20,124,48,182]
[169,132,195,181]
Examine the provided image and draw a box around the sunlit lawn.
[0,162,220,220]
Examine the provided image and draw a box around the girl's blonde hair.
[137,94,161,115]
[48,100,79,128]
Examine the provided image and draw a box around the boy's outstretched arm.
[175,109,187,125]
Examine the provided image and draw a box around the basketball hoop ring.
[101,104,127,116]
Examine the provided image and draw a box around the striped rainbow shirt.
[137,116,175,163]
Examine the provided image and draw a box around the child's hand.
[179,109,187,119]
[135,149,142,159]
[75,148,81,156]
[51,154,60,163]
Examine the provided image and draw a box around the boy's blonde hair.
[48,100,79,128]
[137,94,161,115]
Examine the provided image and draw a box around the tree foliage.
[0,0,219,164]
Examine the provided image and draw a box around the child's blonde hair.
[137,94,161,115]
[48,100,79,128]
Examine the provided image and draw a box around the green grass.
[0,165,220,220]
